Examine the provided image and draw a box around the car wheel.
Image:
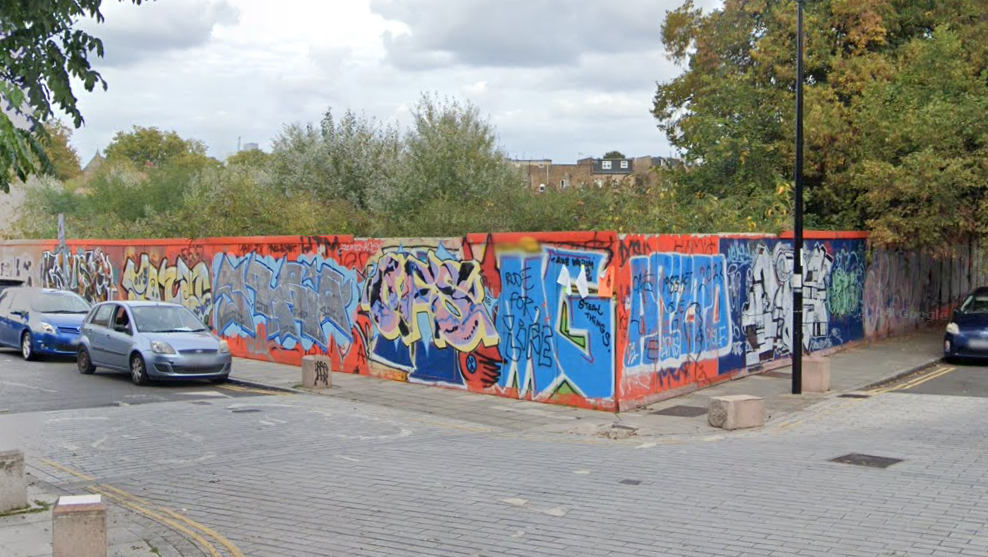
[130,354,150,386]
[210,375,229,385]
[77,347,96,375]
[21,331,35,361]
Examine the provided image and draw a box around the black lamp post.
[792,0,805,395]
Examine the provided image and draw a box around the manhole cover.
[191,401,212,405]
[230,408,262,414]
[651,405,708,417]
[838,393,871,399]
[619,479,642,485]
[830,453,902,469]
[761,370,791,379]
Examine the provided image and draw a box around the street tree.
[0,0,146,193]
[603,151,626,159]
[652,0,988,250]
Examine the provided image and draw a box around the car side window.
[7,292,25,313]
[90,304,114,328]
[111,306,132,335]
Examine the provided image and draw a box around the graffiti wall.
[614,232,954,407]
[0,231,974,410]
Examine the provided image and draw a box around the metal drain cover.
[230,408,262,414]
[830,453,902,468]
[619,479,642,485]
[651,405,708,417]
[838,393,871,399]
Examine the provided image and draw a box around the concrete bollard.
[802,356,831,393]
[708,395,765,430]
[53,494,106,557]
[301,355,333,389]
[0,449,27,513]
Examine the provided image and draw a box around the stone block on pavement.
[708,395,764,430]
[0,449,27,513]
[301,355,333,389]
[802,356,831,393]
[53,494,106,557]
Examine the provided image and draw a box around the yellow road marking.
[38,458,94,482]
[896,366,957,391]
[90,487,224,557]
[96,485,245,557]
[869,366,956,394]
[38,460,243,557]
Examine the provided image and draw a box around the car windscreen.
[961,294,988,313]
[132,306,209,333]
[30,292,91,313]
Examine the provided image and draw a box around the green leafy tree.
[653,0,988,248]
[226,148,271,168]
[0,0,146,193]
[105,126,210,168]
[42,120,82,181]
[269,109,403,212]
[603,151,626,159]
[392,93,526,236]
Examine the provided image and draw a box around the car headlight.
[946,323,960,335]
[218,340,230,354]
[151,341,177,355]
[39,322,56,335]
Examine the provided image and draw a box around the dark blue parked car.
[0,287,91,360]
[944,287,988,362]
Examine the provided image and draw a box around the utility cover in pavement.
[838,393,871,399]
[830,453,903,468]
[231,408,262,414]
[651,405,708,417]
[619,479,642,485]
[761,371,791,379]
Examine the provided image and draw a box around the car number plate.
[969,339,988,349]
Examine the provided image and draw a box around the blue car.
[944,287,988,362]
[0,287,91,360]
[78,301,232,385]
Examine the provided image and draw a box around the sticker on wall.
[557,266,572,295]
[576,264,589,299]
[598,267,613,298]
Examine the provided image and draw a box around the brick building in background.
[511,156,682,192]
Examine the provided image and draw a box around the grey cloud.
[371,0,666,69]
[84,0,239,68]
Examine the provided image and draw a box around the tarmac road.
[875,360,988,398]
[0,349,279,415]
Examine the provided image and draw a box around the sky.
[66,0,723,165]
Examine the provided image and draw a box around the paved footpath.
[231,327,946,436]
[0,476,206,557]
[6,326,980,557]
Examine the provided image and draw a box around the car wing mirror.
[11,310,26,319]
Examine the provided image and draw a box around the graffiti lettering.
[122,254,213,323]
[314,360,330,386]
[42,249,114,302]
[214,253,359,352]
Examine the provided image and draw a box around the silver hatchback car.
[78,301,232,385]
